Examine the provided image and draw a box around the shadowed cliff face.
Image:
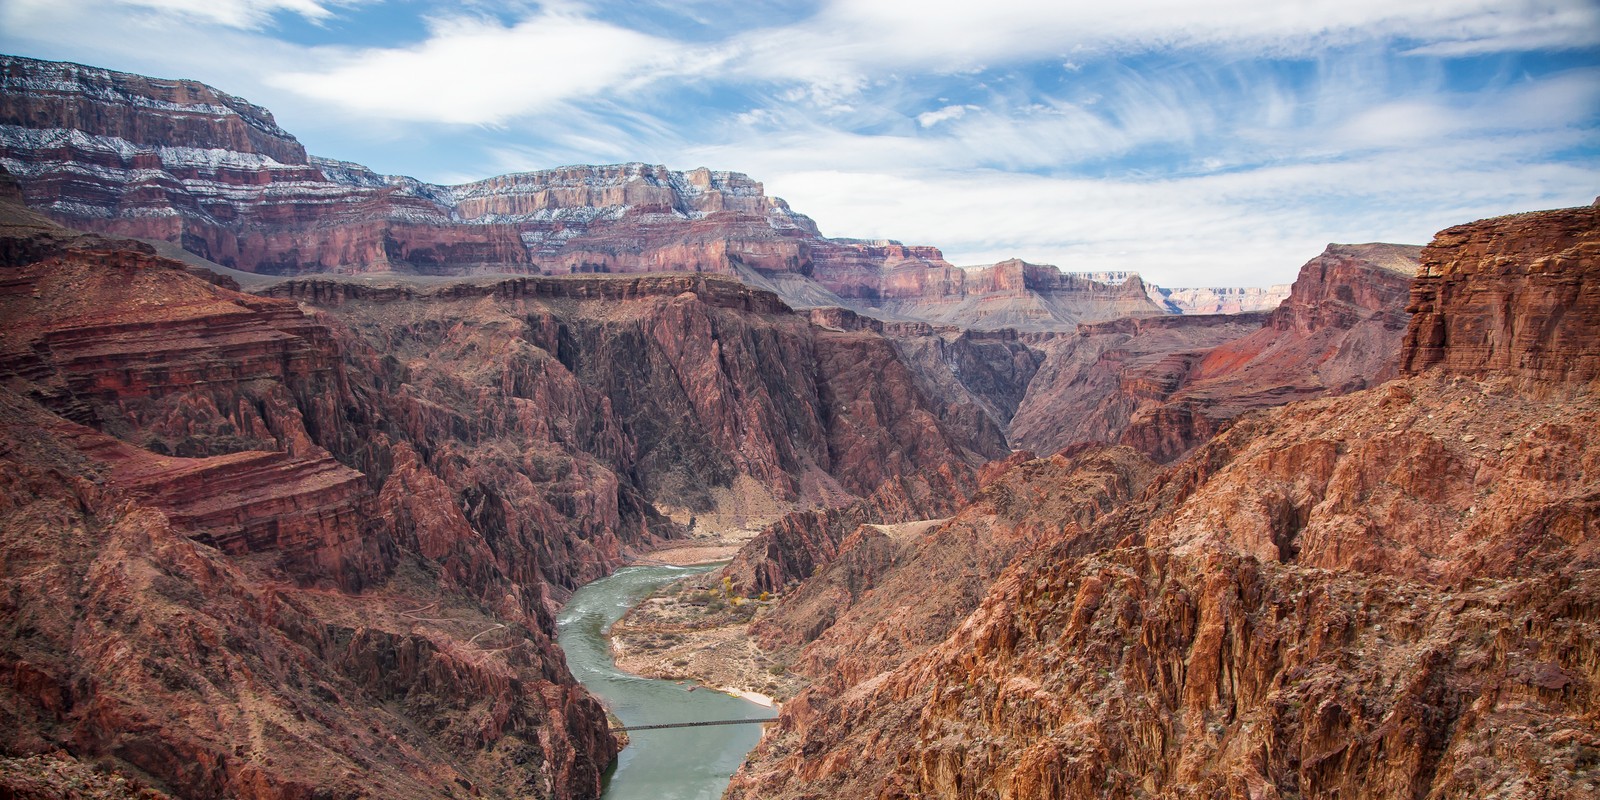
[728,204,1600,800]
[262,272,1003,523]
[0,209,622,798]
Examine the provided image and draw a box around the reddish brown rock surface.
[1402,203,1599,384]
[720,244,1419,626]
[1117,243,1419,461]
[0,181,1031,797]
[863,259,1165,330]
[1006,314,1269,455]
[262,271,1001,525]
[727,205,1600,799]
[0,200,626,798]
[0,55,1167,332]
[750,447,1158,686]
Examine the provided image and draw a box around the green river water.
[556,565,772,800]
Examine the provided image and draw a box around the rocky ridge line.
[725,203,1600,799]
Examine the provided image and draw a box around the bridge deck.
[611,717,779,732]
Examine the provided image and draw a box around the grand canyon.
[0,52,1595,800]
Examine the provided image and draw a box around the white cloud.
[740,152,1596,288]
[1,0,1595,289]
[916,104,977,127]
[668,62,1600,287]
[110,0,338,28]
[266,9,687,124]
[720,0,1600,95]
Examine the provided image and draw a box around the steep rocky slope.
[263,271,1002,526]
[0,202,621,798]
[1115,243,1420,461]
[0,177,1035,797]
[1006,314,1269,456]
[727,204,1599,799]
[721,242,1419,597]
[0,55,1174,331]
[748,447,1159,684]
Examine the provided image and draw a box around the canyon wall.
[0,203,622,798]
[728,204,1600,799]
[0,184,1029,797]
[721,242,1420,597]
[1146,282,1293,314]
[1115,242,1420,461]
[2,55,1190,332]
[1402,202,1599,384]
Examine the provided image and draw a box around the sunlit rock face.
[728,204,1600,800]
[1402,202,1600,384]
[1117,242,1422,461]
[1146,282,1293,315]
[0,54,1175,332]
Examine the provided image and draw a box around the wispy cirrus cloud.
[267,8,689,125]
[104,0,342,28]
[0,0,1595,287]
[717,0,1600,93]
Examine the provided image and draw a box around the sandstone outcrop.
[863,259,1166,330]
[1,190,1032,797]
[1402,202,1599,383]
[722,244,1417,610]
[752,447,1158,685]
[727,205,1600,799]
[0,206,630,798]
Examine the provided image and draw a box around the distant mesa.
[0,53,1305,331]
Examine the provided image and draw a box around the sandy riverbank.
[607,574,805,704]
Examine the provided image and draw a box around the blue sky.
[2,0,1597,286]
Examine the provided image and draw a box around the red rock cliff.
[728,205,1600,799]
[1118,242,1420,461]
[0,205,623,798]
[1402,202,1599,383]
[1,55,1170,332]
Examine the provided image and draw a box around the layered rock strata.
[1146,282,1293,314]
[1402,202,1599,383]
[266,271,1001,525]
[1117,243,1420,461]
[722,243,1420,603]
[750,447,1158,685]
[727,205,1600,799]
[1,55,1166,331]
[2,184,1048,794]
[1006,314,1268,456]
[0,214,622,797]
